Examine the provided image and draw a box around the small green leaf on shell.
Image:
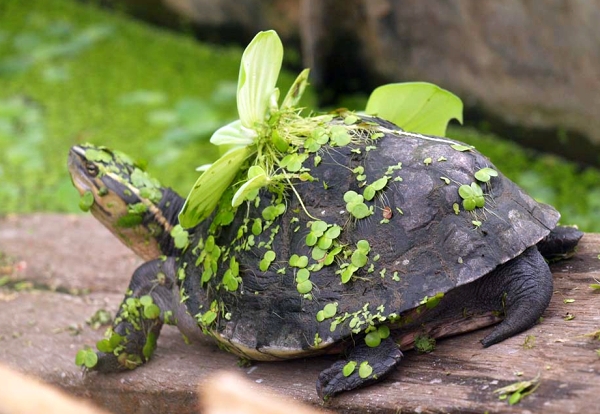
[323,303,338,318]
[363,186,376,201]
[343,361,357,377]
[316,310,325,322]
[324,225,341,239]
[365,331,381,348]
[351,251,368,267]
[305,232,318,246]
[344,114,359,125]
[296,268,310,283]
[356,240,370,253]
[378,325,390,339]
[252,218,263,235]
[451,144,473,152]
[358,361,373,378]
[296,280,312,294]
[474,167,498,182]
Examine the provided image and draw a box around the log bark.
[0,214,599,413]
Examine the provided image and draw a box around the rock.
[300,0,600,164]
[141,0,600,165]
[164,0,300,42]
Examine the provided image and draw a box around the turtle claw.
[316,337,403,399]
[93,351,125,373]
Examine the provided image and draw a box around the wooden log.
[0,214,599,413]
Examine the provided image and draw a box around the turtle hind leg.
[94,257,178,373]
[536,226,583,262]
[316,336,403,399]
[479,246,552,347]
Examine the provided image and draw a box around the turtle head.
[68,144,185,260]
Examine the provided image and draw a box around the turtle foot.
[480,247,552,347]
[93,351,127,373]
[316,336,402,399]
[537,225,583,261]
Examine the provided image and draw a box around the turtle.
[68,115,582,399]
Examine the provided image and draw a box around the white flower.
[210,30,283,147]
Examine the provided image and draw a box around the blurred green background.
[1,0,598,231]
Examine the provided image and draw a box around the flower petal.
[209,119,256,146]
[195,163,212,172]
[281,68,310,109]
[237,30,283,128]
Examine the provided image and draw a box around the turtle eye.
[85,161,99,177]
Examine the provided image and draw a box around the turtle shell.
[180,116,559,360]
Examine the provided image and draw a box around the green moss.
[0,0,312,214]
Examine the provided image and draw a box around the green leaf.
[343,361,357,377]
[297,280,312,294]
[323,303,338,318]
[232,167,270,207]
[331,125,351,146]
[236,30,283,129]
[365,82,463,136]
[317,236,332,250]
[350,203,371,219]
[378,325,390,339]
[295,268,310,283]
[324,225,341,239]
[311,220,329,235]
[251,218,262,235]
[75,348,98,368]
[170,225,189,249]
[140,296,153,307]
[508,391,522,405]
[209,119,255,146]
[108,333,124,348]
[356,240,370,253]
[316,310,325,322]
[363,185,376,201]
[144,304,160,319]
[311,246,327,261]
[358,361,373,378]
[474,167,498,182]
[305,232,318,246]
[201,310,217,326]
[351,250,368,267]
[179,146,252,228]
[364,332,381,348]
[79,190,94,212]
[281,68,310,109]
[451,143,473,152]
[371,177,388,191]
[96,339,112,353]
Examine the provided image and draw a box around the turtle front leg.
[94,257,178,373]
[316,336,403,399]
